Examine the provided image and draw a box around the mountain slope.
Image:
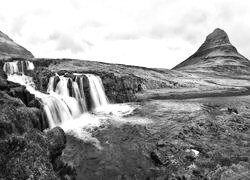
[0,31,34,59]
[172,28,250,75]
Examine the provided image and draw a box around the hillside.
[0,31,34,59]
[173,28,250,76]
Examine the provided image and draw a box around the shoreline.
[136,87,250,101]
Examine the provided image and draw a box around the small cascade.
[3,61,19,75]
[86,74,109,110]
[3,60,35,75]
[47,75,88,113]
[72,80,87,112]
[43,95,73,128]
[47,73,109,112]
[5,73,76,128]
[26,61,35,70]
[54,76,70,96]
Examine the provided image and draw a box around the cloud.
[10,15,26,36]
[0,15,5,21]
[79,21,103,29]
[105,33,140,40]
[150,25,184,39]
[49,32,92,53]
[1,0,250,68]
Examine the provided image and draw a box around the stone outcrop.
[0,31,34,59]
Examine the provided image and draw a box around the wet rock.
[0,120,14,139]
[53,157,77,180]
[8,85,38,107]
[102,73,145,103]
[64,72,75,79]
[228,107,238,114]
[0,69,8,90]
[0,97,41,136]
[151,149,170,166]
[67,78,74,97]
[0,81,72,179]
[53,75,60,91]
[32,67,55,92]
[46,127,67,161]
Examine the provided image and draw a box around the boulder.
[46,127,67,161]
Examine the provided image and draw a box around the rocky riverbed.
[62,95,250,179]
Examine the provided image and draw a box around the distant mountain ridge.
[0,30,34,59]
[173,28,250,74]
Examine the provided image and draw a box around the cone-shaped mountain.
[173,28,250,74]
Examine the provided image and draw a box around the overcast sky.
[0,0,250,69]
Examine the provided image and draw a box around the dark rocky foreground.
[62,96,250,179]
[0,68,76,179]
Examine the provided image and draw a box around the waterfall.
[86,74,109,110]
[3,61,19,75]
[3,61,112,128]
[26,61,35,70]
[47,75,88,113]
[48,74,109,111]
[3,61,35,75]
[5,73,76,128]
[72,81,87,112]
[3,60,136,148]
[54,76,70,96]
[43,95,73,127]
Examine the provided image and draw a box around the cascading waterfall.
[72,81,87,112]
[3,61,110,126]
[43,95,73,127]
[3,60,35,75]
[86,74,109,110]
[3,61,19,75]
[26,61,35,70]
[3,60,136,148]
[47,75,88,113]
[3,61,85,128]
[45,73,110,125]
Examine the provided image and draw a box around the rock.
[151,149,170,166]
[32,67,55,93]
[0,79,72,179]
[53,157,77,179]
[0,69,8,90]
[208,162,250,180]
[228,107,238,114]
[101,73,145,103]
[46,127,67,161]
[53,75,60,91]
[0,93,42,135]
[0,129,57,179]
